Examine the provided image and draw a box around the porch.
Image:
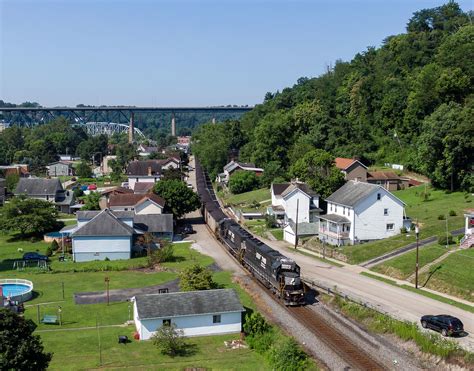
[318,214,351,246]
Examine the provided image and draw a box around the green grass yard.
[219,188,271,213]
[340,186,471,264]
[371,244,453,280]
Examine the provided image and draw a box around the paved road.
[264,238,474,351]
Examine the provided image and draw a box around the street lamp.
[415,224,420,289]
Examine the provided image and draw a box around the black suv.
[420,315,464,337]
[23,252,48,261]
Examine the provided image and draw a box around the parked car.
[420,315,464,337]
[23,252,48,261]
[183,225,195,234]
[187,183,193,189]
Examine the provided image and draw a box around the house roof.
[15,178,63,196]
[272,183,291,196]
[101,187,133,196]
[367,171,401,180]
[224,160,263,173]
[335,157,367,170]
[48,161,72,167]
[77,210,135,220]
[326,180,405,207]
[134,289,244,320]
[133,214,173,233]
[133,182,155,193]
[126,161,162,176]
[108,193,165,208]
[281,182,319,198]
[287,219,319,235]
[55,190,75,206]
[139,145,159,153]
[319,214,351,224]
[72,209,134,237]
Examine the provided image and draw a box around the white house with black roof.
[318,180,406,246]
[132,289,245,340]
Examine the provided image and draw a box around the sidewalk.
[296,245,474,308]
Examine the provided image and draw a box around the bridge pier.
[129,112,134,143]
[171,113,176,137]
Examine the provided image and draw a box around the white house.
[126,160,162,190]
[133,289,244,340]
[66,209,174,262]
[217,161,264,184]
[318,181,406,246]
[460,209,474,248]
[106,193,165,214]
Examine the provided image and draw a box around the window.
[343,207,346,215]
[384,208,388,216]
[330,203,332,212]
[162,319,171,326]
[335,205,337,213]
[213,315,221,324]
[386,223,394,231]
[377,193,381,200]
[347,209,350,217]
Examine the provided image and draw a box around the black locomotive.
[195,159,305,306]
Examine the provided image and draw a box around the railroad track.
[289,305,385,370]
[204,223,387,370]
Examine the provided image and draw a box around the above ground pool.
[0,279,34,303]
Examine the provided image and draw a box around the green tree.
[0,308,52,370]
[179,264,217,291]
[76,161,92,178]
[161,168,184,181]
[81,192,101,210]
[5,173,20,193]
[229,171,259,194]
[152,323,188,357]
[268,337,308,371]
[0,197,63,236]
[289,149,345,198]
[153,180,200,219]
[243,312,270,336]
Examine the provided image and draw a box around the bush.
[46,240,59,257]
[400,226,407,234]
[265,214,277,229]
[437,235,455,246]
[152,323,188,357]
[438,214,446,220]
[229,171,259,194]
[243,312,270,336]
[179,264,217,291]
[246,330,276,353]
[268,338,308,371]
[448,210,457,216]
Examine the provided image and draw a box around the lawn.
[219,188,271,213]
[340,186,471,264]
[270,228,284,241]
[371,244,453,280]
[417,248,474,302]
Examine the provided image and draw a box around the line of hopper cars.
[195,159,305,306]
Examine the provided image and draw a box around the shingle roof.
[287,219,319,235]
[319,214,351,224]
[133,182,155,193]
[77,210,135,220]
[126,161,162,176]
[367,171,401,180]
[15,178,62,196]
[55,190,75,206]
[326,181,381,207]
[272,183,290,196]
[101,187,133,196]
[133,214,173,233]
[108,193,165,208]
[281,183,319,198]
[335,157,367,170]
[72,209,134,237]
[134,289,244,320]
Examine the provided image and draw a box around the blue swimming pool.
[0,279,33,303]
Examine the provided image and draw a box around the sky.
[0,0,472,107]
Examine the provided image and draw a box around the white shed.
[133,289,245,340]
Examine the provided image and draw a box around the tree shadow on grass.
[421,265,442,288]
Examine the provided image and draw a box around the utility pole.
[105,276,110,306]
[96,314,102,366]
[415,223,420,289]
[446,215,449,249]
[294,199,299,249]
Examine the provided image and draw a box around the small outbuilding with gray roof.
[132,289,245,340]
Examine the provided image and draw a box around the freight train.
[195,159,305,306]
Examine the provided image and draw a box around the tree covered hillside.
[193,2,473,191]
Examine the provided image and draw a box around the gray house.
[65,209,174,262]
[14,178,75,213]
[48,161,74,177]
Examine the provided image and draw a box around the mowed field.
[0,234,270,370]
[340,186,471,264]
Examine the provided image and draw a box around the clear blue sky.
[0,0,471,107]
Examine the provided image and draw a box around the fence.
[0,278,34,303]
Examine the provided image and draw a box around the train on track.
[195,159,305,306]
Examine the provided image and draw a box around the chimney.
[147,166,152,176]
